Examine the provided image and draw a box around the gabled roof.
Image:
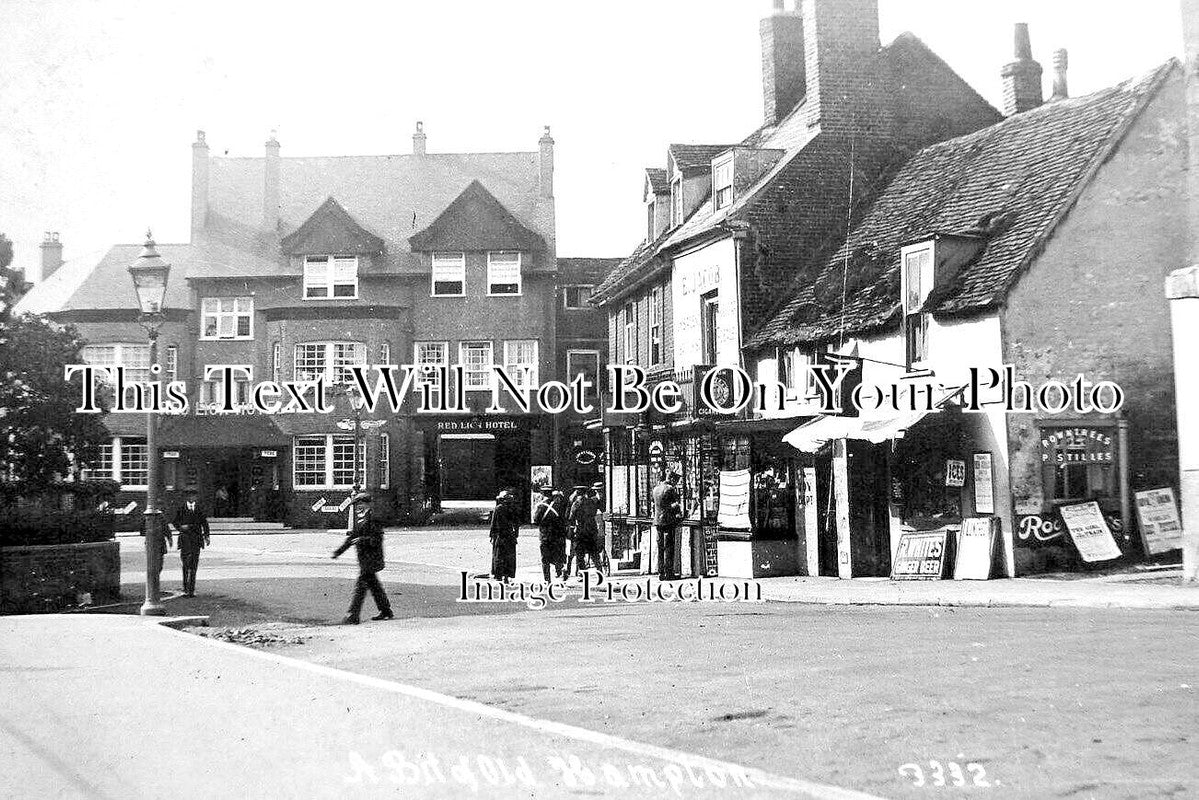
[645,168,669,195]
[669,144,735,172]
[280,196,385,256]
[593,32,1001,307]
[408,179,547,252]
[591,230,672,302]
[748,61,1178,350]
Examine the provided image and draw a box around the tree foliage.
[0,233,18,321]
[0,313,109,486]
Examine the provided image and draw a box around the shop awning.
[782,409,934,453]
[157,415,290,448]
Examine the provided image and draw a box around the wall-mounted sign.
[574,450,597,465]
[435,418,522,433]
[337,496,354,512]
[648,440,664,458]
[945,459,966,488]
[260,450,278,458]
[1059,501,1122,562]
[954,517,996,580]
[162,451,180,460]
[1133,488,1183,555]
[892,530,950,580]
[1039,426,1115,464]
[972,453,994,514]
[717,469,751,530]
[310,497,328,512]
[320,505,342,513]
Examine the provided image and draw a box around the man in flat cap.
[332,492,393,624]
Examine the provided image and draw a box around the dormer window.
[671,177,683,227]
[304,255,358,300]
[901,244,934,369]
[713,156,734,210]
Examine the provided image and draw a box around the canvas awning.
[782,409,934,453]
[157,415,290,448]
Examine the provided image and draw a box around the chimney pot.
[413,121,427,155]
[539,126,554,198]
[263,132,281,235]
[191,129,210,239]
[1013,22,1033,60]
[1050,48,1069,101]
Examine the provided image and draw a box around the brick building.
[749,43,1186,576]
[590,0,1000,578]
[17,124,613,527]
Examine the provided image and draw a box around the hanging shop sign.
[1133,488,1183,555]
[717,469,751,530]
[972,453,994,515]
[945,459,966,488]
[1039,426,1115,464]
[892,529,950,580]
[574,449,597,465]
[1058,501,1122,562]
[954,517,997,580]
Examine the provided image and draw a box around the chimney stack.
[264,131,280,235]
[191,130,209,240]
[1001,24,1044,115]
[538,126,554,199]
[760,0,805,125]
[801,0,882,128]
[413,121,427,155]
[40,232,63,281]
[1049,48,1069,101]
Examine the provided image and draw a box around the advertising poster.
[1133,488,1183,555]
[1058,501,1123,562]
[972,453,994,514]
[954,517,996,580]
[717,469,752,530]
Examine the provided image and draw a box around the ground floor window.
[80,437,147,489]
[293,434,363,489]
[1038,423,1117,505]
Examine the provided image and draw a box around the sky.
[0,0,1185,281]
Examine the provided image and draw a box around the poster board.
[701,522,719,577]
[529,465,553,519]
[972,453,994,515]
[891,529,950,580]
[1058,501,1122,562]
[953,517,996,580]
[717,469,751,530]
[945,459,966,488]
[1134,488,1183,555]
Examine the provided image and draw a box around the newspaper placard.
[1059,501,1123,562]
[972,453,994,514]
[1133,488,1183,555]
[717,469,751,530]
[954,517,996,580]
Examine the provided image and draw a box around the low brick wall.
[0,541,121,614]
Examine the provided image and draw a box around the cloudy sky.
[0,0,1185,280]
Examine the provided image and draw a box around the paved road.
[23,531,1199,799]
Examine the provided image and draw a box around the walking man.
[489,489,521,583]
[568,485,601,576]
[332,493,393,624]
[172,490,209,597]
[652,471,682,580]
[533,486,567,582]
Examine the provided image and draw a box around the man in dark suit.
[652,471,682,580]
[172,490,210,597]
[332,493,393,624]
[532,486,567,582]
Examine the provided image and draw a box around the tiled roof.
[557,257,623,284]
[747,61,1178,350]
[591,230,672,302]
[669,144,735,172]
[408,179,547,253]
[645,168,669,195]
[280,196,385,256]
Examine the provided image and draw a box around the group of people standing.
[488,483,608,583]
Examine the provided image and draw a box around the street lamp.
[128,231,170,616]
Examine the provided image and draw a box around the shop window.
[752,448,795,537]
[1039,425,1117,505]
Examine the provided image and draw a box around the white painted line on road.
[155,621,887,800]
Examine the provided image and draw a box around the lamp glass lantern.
[128,235,171,317]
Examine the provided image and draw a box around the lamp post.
[128,231,171,616]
